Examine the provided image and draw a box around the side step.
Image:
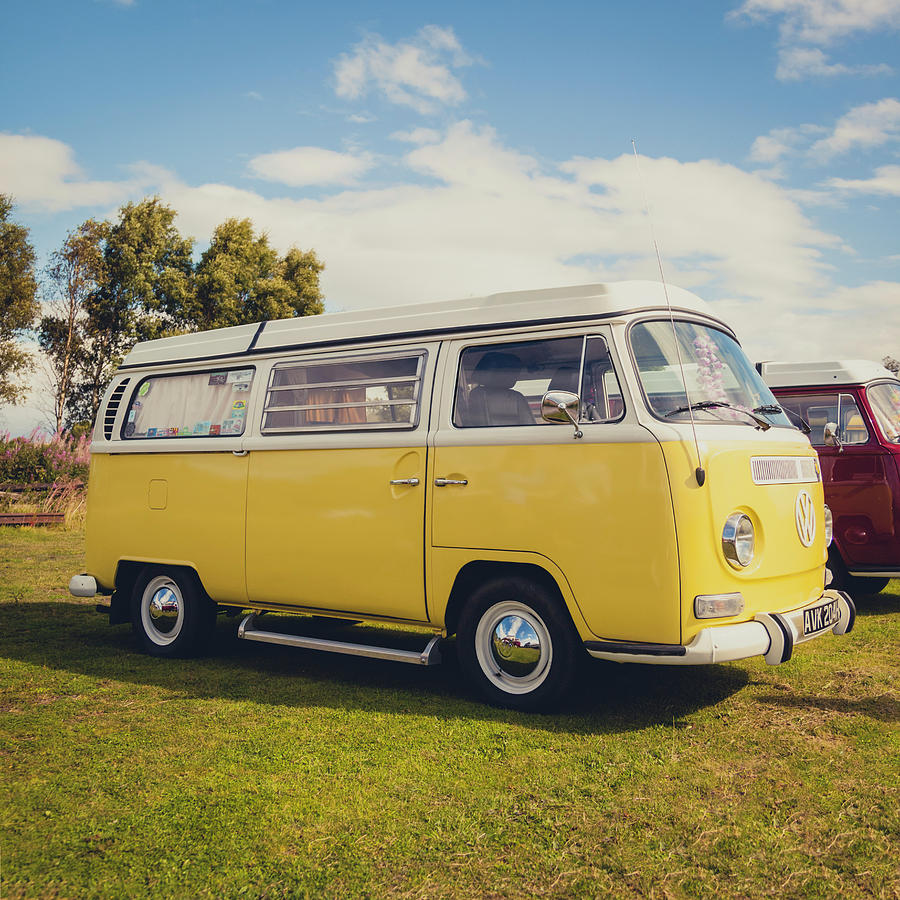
[237,613,443,666]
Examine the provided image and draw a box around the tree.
[192,218,323,330]
[883,356,899,376]
[0,194,40,405]
[68,198,195,427]
[39,219,108,432]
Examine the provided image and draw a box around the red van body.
[760,361,900,595]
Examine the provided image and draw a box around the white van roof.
[759,359,896,388]
[121,280,724,369]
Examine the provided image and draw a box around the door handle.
[434,478,468,486]
[390,478,420,486]
[232,450,249,457]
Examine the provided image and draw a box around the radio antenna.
[631,140,706,487]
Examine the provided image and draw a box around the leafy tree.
[0,194,40,405]
[39,219,108,432]
[883,356,899,376]
[68,198,195,427]
[192,218,324,330]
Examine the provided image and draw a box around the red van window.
[776,392,869,447]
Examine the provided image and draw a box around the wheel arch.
[441,558,586,638]
[112,559,214,624]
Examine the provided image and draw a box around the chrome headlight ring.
[723,513,755,568]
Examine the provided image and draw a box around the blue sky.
[2,0,899,432]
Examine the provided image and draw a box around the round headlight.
[723,513,755,568]
[823,504,833,547]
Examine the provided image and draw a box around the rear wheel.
[131,567,216,657]
[828,549,890,596]
[457,576,581,711]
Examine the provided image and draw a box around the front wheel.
[131,567,216,657]
[456,577,582,711]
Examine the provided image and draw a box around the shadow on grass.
[756,692,899,723]
[0,601,750,734]
[851,588,900,617]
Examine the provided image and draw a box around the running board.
[237,613,442,666]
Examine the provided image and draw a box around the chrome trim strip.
[237,613,442,666]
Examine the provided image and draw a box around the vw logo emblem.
[795,490,816,547]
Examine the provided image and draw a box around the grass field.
[1,525,898,899]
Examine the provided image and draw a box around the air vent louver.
[103,379,130,440]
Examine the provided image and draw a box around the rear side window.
[454,335,623,427]
[776,392,869,447]
[262,352,426,432]
[123,368,255,439]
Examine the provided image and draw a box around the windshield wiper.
[755,403,812,436]
[753,404,783,415]
[665,400,772,430]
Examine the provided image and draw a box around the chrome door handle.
[434,478,468,486]
[232,450,249,457]
[390,478,420,486]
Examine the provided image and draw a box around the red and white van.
[760,360,900,595]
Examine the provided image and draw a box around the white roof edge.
[759,359,896,388]
[121,280,723,368]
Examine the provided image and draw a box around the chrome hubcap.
[490,615,542,677]
[475,600,553,695]
[141,576,185,646]
[148,587,180,633]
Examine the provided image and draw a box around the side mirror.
[541,390,583,439]
[824,422,843,451]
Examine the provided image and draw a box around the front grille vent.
[103,379,130,440]
[750,456,820,485]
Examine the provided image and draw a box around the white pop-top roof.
[759,359,896,388]
[121,280,722,369]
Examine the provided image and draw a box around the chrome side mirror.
[541,390,583,439]
[824,421,843,451]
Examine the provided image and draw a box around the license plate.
[803,598,840,636]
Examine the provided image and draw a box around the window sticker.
[126,369,255,440]
[124,423,135,437]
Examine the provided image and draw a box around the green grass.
[1,525,898,899]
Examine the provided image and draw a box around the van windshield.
[630,320,792,428]
[867,381,900,442]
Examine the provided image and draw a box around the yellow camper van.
[70,281,855,709]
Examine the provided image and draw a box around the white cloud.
[775,46,892,80]
[733,0,900,44]
[810,97,900,158]
[0,133,140,212]
[333,25,471,115]
[732,0,900,80]
[749,124,827,162]
[827,164,900,195]
[390,128,442,145]
[242,90,263,102]
[248,147,374,187]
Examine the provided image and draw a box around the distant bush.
[0,430,90,484]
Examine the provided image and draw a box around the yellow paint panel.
[658,439,828,644]
[245,447,427,620]
[430,441,680,643]
[85,452,248,602]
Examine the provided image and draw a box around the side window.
[454,335,623,428]
[262,353,425,432]
[776,392,869,447]
[123,368,255,438]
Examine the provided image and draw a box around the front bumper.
[585,589,856,666]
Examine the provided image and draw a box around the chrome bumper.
[69,574,98,597]
[585,589,855,666]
